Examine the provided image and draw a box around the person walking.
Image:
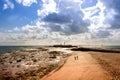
[76,56,78,60]
[74,56,76,60]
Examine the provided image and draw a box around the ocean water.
[0,46,31,54]
[105,46,120,50]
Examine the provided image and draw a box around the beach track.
[40,51,111,80]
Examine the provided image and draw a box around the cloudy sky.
[0,0,120,46]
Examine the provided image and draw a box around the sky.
[0,0,120,46]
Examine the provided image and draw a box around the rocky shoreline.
[0,47,71,80]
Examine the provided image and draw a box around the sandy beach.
[40,48,120,80]
[40,51,112,80]
[0,47,120,80]
[90,52,120,80]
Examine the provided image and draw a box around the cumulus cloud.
[80,0,116,39]
[13,27,20,31]
[91,30,111,38]
[13,22,50,40]
[100,0,120,29]
[110,29,120,44]
[37,0,57,16]
[1,0,120,45]
[38,0,90,35]
[43,13,71,23]
[3,0,37,10]
[15,0,37,6]
[3,0,14,10]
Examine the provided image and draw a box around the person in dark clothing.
[76,56,78,60]
[74,56,76,60]
[74,56,78,60]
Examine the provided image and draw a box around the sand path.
[40,52,111,80]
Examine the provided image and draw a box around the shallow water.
[0,46,30,54]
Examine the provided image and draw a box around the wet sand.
[0,47,71,80]
[41,51,113,80]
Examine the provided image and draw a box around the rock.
[32,59,37,62]
[16,59,21,63]
[17,65,20,68]
[9,61,12,64]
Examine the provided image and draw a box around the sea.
[0,46,32,54]
[104,46,120,50]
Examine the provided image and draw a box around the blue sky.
[0,0,120,45]
[0,0,40,31]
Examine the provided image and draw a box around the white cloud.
[13,27,20,31]
[15,0,37,6]
[110,29,120,43]
[3,4,8,10]
[105,9,117,24]
[3,0,14,10]
[73,0,83,3]
[81,0,116,39]
[14,21,50,40]
[1,0,120,45]
[1,24,120,45]
[82,0,106,26]
[37,0,57,16]
[7,30,13,33]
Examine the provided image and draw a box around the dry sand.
[89,52,120,80]
[40,51,113,80]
